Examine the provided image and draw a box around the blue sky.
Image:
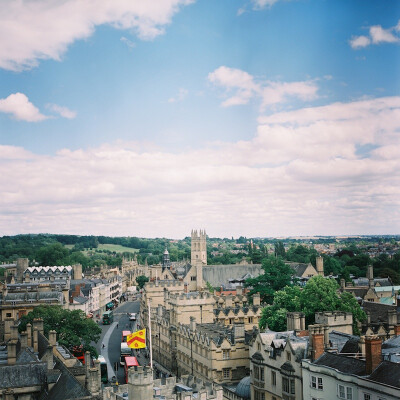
[0,0,399,238]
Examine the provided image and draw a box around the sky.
[0,0,399,239]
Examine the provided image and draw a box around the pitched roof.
[314,352,366,376]
[0,362,48,389]
[368,360,400,388]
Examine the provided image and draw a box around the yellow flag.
[127,329,146,349]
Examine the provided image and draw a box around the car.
[129,313,136,321]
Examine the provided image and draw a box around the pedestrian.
[102,343,105,348]
[117,323,119,328]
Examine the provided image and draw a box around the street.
[96,299,142,384]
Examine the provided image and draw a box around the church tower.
[191,229,207,266]
[162,248,171,271]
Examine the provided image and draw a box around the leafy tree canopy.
[245,256,296,304]
[19,306,101,358]
[136,275,149,289]
[259,275,366,334]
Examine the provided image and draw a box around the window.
[282,377,295,395]
[248,317,253,323]
[286,351,291,361]
[223,350,230,360]
[6,312,12,317]
[223,368,230,379]
[338,385,353,400]
[311,376,323,390]
[191,276,196,281]
[271,371,276,386]
[363,394,371,400]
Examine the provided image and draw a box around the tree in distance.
[19,306,101,358]
[259,275,366,334]
[245,256,296,304]
[136,275,149,289]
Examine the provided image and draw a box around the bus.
[120,342,132,365]
[122,330,131,343]
[71,345,85,364]
[98,355,108,384]
[102,311,114,325]
[124,356,139,383]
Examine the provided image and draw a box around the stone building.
[103,366,223,400]
[0,317,101,399]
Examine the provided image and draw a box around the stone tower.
[162,248,171,271]
[128,366,154,400]
[367,264,374,288]
[16,258,29,283]
[191,229,207,266]
[316,256,324,276]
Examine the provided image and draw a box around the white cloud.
[251,0,280,9]
[0,0,194,71]
[350,21,400,49]
[1,96,399,237]
[168,88,188,103]
[120,36,136,49]
[349,35,371,49]
[0,93,48,122]
[208,66,318,109]
[46,104,77,119]
[369,25,399,44]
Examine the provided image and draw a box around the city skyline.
[0,0,399,238]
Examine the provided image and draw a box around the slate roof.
[314,352,366,376]
[42,356,91,400]
[368,361,400,388]
[0,362,48,389]
[339,339,360,355]
[361,301,398,324]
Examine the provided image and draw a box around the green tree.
[19,306,101,358]
[274,241,286,257]
[136,275,149,289]
[259,276,366,334]
[245,256,296,304]
[35,243,69,266]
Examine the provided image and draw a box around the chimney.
[73,264,83,280]
[225,296,233,308]
[253,292,260,306]
[44,345,54,370]
[33,328,39,352]
[4,318,14,341]
[367,265,374,288]
[365,336,382,374]
[20,332,28,349]
[10,325,18,341]
[7,340,17,365]
[340,279,345,289]
[236,286,243,295]
[184,283,188,294]
[26,323,32,347]
[49,330,57,346]
[312,333,324,361]
[33,318,44,335]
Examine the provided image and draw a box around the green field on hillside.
[65,244,138,254]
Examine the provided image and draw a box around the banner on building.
[127,329,146,349]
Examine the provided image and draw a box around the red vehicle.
[122,330,131,343]
[71,345,85,364]
[124,356,139,383]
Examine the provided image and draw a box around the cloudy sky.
[1,0,399,239]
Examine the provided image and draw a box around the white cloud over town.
[208,66,318,109]
[0,0,194,71]
[1,96,399,238]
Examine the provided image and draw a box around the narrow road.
[97,300,141,384]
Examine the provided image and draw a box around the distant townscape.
[0,231,400,400]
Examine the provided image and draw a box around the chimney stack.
[49,330,57,346]
[316,256,324,276]
[309,324,325,361]
[190,316,196,332]
[365,336,382,374]
[7,340,17,365]
[253,292,260,306]
[20,331,28,349]
[26,323,32,347]
[236,286,243,295]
